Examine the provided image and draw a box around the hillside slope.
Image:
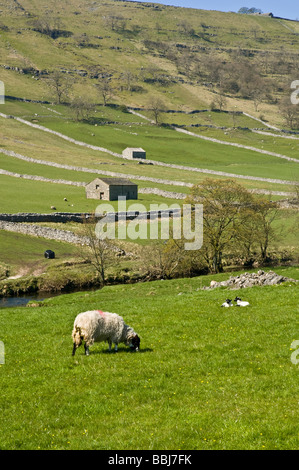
[0,0,299,124]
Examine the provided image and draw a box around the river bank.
[1,259,297,309]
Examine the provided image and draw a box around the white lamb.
[234,297,250,307]
[72,310,140,356]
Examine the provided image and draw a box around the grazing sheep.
[234,297,250,307]
[221,299,233,307]
[72,310,140,356]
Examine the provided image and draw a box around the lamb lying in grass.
[234,297,250,307]
[72,310,140,356]
[221,299,233,307]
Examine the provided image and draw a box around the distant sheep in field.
[72,310,140,356]
[221,299,233,307]
[234,297,250,307]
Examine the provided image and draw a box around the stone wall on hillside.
[0,220,89,244]
[0,212,91,223]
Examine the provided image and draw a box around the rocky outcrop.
[203,270,297,290]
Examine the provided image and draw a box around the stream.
[0,285,101,308]
[0,292,59,308]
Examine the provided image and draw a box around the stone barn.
[85,177,138,201]
[122,147,146,160]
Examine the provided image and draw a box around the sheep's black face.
[130,335,140,351]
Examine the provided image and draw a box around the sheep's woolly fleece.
[72,310,137,347]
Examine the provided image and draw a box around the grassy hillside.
[1,0,299,121]
[0,269,298,449]
[1,0,298,193]
[1,100,297,190]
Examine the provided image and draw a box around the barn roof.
[87,177,137,187]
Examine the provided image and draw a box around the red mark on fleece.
[97,310,105,317]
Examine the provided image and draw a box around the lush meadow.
[0,267,298,449]
[0,1,298,450]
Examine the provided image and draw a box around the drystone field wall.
[0,166,293,198]
[138,187,186,199]
[1,112,298,185]
[0,220,89,245]
[0,209,182,244]
[0,147,194,188]
[0,212,91,223]
[0,168,188,198]
[1,147,298,192]
[0,113,123,159]
[0,168,86,187]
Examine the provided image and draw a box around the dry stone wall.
[203,270,297,290]
[0,220,89,244]
[0,212,91,223]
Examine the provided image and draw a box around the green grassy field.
[0,174,179,213]
[0,268,298,450]
[1,101,298,193]
[0,230,78,275]
[0,1,299,450]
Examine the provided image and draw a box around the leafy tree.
[238,7,250,13]
[186,179,281,271]
[248,7,262,14]
[186,179,254,272]
[238,7,262,14]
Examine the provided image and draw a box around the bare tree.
[211,91,227,111]
[103,14,126,32]
[30,14,72,39]
[280,96,299,129]
[95,76,114,106]
[70,95,95,121]
[177,21,195,37]
[251,198,279,262]
[148,97,166,125]
[78,216,116,287]
[143,237,202,280]
[121,70,135,92]
[46,70,72,104]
